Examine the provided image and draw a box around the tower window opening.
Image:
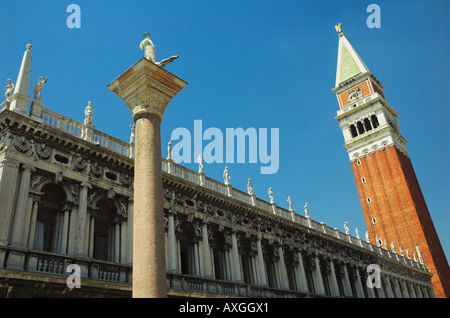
[361,177,366,183]
[366,197,372,203]
[372,217,377,224]
[350,124,358,138]
[356,160,361,166]
[371,115,380,129]
[357,121,365,135]
[364,118,372,131]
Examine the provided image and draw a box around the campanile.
[332,26,450,298]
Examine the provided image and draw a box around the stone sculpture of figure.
[347,87,363,103]
[268,188,274,204]
[197,154,203,173]
[167,139,173,160]
[287,196,293,211]
[129,125,135,143]
[399,246,404,256]
[365,231,370,243]
[247,178,254,195]
[304,202,309,217]
[344,221,349,235]
[384,239,387,249]
[375,235,380,247]
[5,79,14,99]
[391,241,396,253]
[33,76,48,102]
[355,227,360,239]
[84,101,94,125]
[139,32,156,63]
[223,167,230,185]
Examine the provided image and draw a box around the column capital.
[107,58,187,123]
[80,182,92,189]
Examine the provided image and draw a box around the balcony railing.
[0,247,319,298]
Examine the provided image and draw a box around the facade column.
[384,275,395,298]
[114,222,121,263]
[201,221,213,278]
[120,221,127,264]
[27,199,40,248]
[278,245,289,289]
[354,267,366,298]
[10,165,34,247]
[126,197,133,265]
[166,210,177,272]
[75,182,91,257]
[341,262,353,297]
[0,159,20,246]
[59,205,71,254]
[256,236,267,286]
[108,57,187,298]
[328,259,340,297]
[231,231,242,283]
[296,251,309,293]
[314,255,326,295]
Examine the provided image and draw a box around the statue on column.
[197,154,203,173]
[33,76,48,102]
[84,101,94,125]
[139,32,179,68]
[4,79,14,100]
[247,178,254,195]
[140,32,157,63]
[223,166,230,185]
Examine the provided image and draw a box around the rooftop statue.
[223,166,230,185]
[33,76,48,102]
[84,101,94,125]
[197,154,203,173]
[4,79,14,100]
[247,178,254,195]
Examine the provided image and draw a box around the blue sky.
[1,0,449,260]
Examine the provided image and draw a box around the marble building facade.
[0,45,435,298]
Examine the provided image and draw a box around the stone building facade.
[0,44,435,298]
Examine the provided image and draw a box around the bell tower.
[332,26,450,298]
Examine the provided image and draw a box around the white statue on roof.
[33,76,48,102]
[4,79,14,100]
[84,101,94,125]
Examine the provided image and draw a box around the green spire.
[335,31,369,87]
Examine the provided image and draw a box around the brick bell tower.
[332,25,450,298]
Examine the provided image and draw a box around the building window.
[371,115,380,129]
[356,160,362,166]
[34,183,66,252]
[372,217,377,224]
[367,197,372,203]
[350,124,358,138]
[361,177,366,183]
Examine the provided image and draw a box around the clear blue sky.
[1,0,449,260]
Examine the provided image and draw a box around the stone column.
[27,199,40,248]
[341,262,353,297]
[231,231,242,283]
[314,255,326,295]
[126,198,134,265]
[108,58,187,298]
[256,236,267,286]
[166,210,177,272]
[59,205,71,254]
[10,165,34,247]
[296,251,309,293]
[0,159,20,246]
[278,246,290,289]
[201,221,213,278]
[75,182,91,257]
[328,259,340,297]
[354,267,366,298]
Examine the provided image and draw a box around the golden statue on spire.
[335,23,342,33]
